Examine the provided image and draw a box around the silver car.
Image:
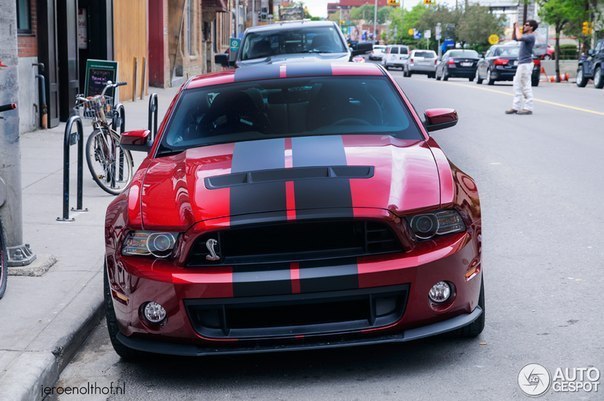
[404,49,438,78]
[236,21,350,67]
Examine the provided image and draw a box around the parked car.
[216,21,350,68]
[576,39,604,89]
[349,40,374,57]
[435,49,480,81]
[382,44,410,70]
[369,45,387,61]
[404,49,437,78]
[534,43,555,60]
[107,62,484,359]
[476,44,541,86]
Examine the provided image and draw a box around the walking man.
[505,19,538,115]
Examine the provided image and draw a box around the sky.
[302,0,422,19]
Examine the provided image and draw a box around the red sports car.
[105,62,483,358]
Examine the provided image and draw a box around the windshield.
[240,27,347,60]
[414,51,435,58]
[494,47,519,57]
[158,76,422,154]
[449,50,479,58]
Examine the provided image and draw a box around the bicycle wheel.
[0,222,7,299]
[86,128,134,195]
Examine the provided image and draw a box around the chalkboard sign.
[84,59,118,97]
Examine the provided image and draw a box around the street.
[53,73,604,401]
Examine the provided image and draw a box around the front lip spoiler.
[116,306,483,357]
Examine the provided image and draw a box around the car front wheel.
[594,66,604,89]
[576,67,588,87]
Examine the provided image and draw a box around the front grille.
[185,285,409,339]
[187,220,402,266]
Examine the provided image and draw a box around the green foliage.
[456,5,506,47]
[349,5,393,25]
[538,0,586,34]
[558,43,578,59]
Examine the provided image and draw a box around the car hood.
[237,52,350,67]
[139,135,442,229]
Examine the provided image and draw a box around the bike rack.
[148,93,158,141]
[112,103,127,183]
[57,116,88,222]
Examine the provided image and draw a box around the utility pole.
[373,0,378,42]
[0,0,36,266]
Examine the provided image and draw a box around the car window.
[158,77,422,154]
[413,51,435,58]
[449,50,479,58]
[391,47,399,55]
[240,27,347,60]
[400,47,408,55]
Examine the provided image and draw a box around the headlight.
[408,210,465,240]
[122,231,179,258]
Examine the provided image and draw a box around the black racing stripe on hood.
[285,63,332,78]
[234,65,281,82]
[233,263,292,297]
[299,258,358,293]
[230,139,286,222]
[292,136,353,217]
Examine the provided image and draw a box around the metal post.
[373,0,378,42]
[0,0,36,266]
[57,116,86,222]
[148,93,158,141]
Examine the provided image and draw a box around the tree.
[456,5,505,50]
[538,0,586,81]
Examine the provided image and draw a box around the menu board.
[84,59,118,97]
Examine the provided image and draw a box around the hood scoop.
[205,165,374,190]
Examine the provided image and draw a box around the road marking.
[424,79,604,116]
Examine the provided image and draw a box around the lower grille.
[187,220,402,266]
[185,285,409,339]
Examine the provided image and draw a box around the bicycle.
[0,102,16,299]
[74,81,134,195]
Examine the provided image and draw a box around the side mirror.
[121,129,152,152]
[215,53,229,67]
[588,49,595,57]
[424,108,458,132]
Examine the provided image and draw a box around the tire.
[86,129,134,195]
[443,67,449,81]
[576,67,588,87]
[487,68,495,85]
[435,70,441,81]
[456,276,485,338]
[531,77,539,87]
[469,75,475,82]
[594,66,604,89]
[476,73,483,84]
[0,222,7,299]
[104,265,147,360]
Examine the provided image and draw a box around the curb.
[0,272,105,401]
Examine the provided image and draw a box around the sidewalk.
[0,86,179,401]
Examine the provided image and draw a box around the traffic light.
[423,0,432,4]
[387,0,399,6]
[582,21,589,35]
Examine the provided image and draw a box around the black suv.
[577,39,604,89]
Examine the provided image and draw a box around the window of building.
[17,0,32,33]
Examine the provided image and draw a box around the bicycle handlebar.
[0,103,17,113]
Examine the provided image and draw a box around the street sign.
[435,23,442,40]
[488,34,499,45]
[408,28,415,36]
[413,30,422,40]
[230,38,241,53]
[424,30,431,39]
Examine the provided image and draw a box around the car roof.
[185,62,385,90]
[244,20,338,34]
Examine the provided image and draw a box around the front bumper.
[116,306,483,357]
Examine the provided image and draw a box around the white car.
[382,45,410,70]
[404,49,438,78]
[368,45,387,61]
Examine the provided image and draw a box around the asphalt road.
[52,72,604,401]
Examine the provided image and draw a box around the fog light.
[143,301,167,324]
[429,281,451,303]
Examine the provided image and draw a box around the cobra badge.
[205,238,220,261]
